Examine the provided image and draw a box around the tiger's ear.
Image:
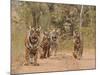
[39,26,41,30]
[29,26,32,30]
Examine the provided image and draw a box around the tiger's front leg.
[30,49,39,66]
[33,52,39,66]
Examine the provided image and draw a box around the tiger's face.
[30,30,39,45]
[52,36,57,41]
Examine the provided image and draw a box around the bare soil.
[11,49,96,74]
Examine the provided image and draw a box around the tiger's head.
[29,28,39,45]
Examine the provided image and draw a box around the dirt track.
[11,49,95,74]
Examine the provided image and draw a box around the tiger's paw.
[33,63,39,66]
[24,63,29,66]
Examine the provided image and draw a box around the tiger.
[73,31,82,60]
[40,31,51,59]
[24,27,39,66]
[50,29,59,56]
